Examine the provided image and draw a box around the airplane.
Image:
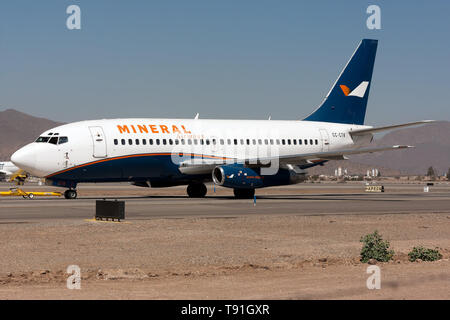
[0,161,28,184]
[11,39,433,199]
[0,161,20,180]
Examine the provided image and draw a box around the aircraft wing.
[273,145,413,165]
[178,145,413,174]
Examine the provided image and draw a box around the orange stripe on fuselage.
[45,153,234,178]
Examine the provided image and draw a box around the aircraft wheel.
[64,190,77,200]
[27,193,34,199]
[187,183,207,198]
[233,188,255,199]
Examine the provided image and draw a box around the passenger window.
[234,139,238,145]
[58,137,69,144]
[293,139,297,145]
[156,139,160,145]
[188,139,192,145]
[264,139,268,145]
[49,137,58,145]
[276,139,280,145]
[315,139,318,145]
[181,139,185,145]
[310,139,313,145]
[175,139,179,145]
[213,139,217,145]
[200,139,204,145]
[128,139,133,145]
[194,139,198,145]
[270,139,274,145]
[135,139,140,145]
[206,139,210,145]
[149,139,153,145]
[142,139,147,145]
[304,139,308,145]
[287,139,291,145]
[163,139,167,145]
[282,139,285,145]
[169,139,173,145]
[114,139,118,145]
[246,139,250,145]
[252,139,256,145]
[299,139,302,145]
[227,139,231,145]
[220,139,224,145]
[121,139,126,145]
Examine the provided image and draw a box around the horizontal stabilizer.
[350,120,434,136]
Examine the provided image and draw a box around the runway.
[1,182,450,221]
[1,181,449,299]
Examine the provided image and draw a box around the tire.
[233,188,255,199]
[64,190,77,200]
[187,183,207,198]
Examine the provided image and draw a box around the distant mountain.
[0,109,64,160]
[351,121,450,175]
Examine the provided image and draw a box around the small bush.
[408,246,442,262]
[360,230,394,263]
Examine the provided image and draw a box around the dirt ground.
[0,210,449,299]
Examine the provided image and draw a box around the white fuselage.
[10,118,372,185]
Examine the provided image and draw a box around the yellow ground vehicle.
[0,187,62,199]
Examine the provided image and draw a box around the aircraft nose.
[11,145,37,172]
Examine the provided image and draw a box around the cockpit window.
[58,137,68,144]
[36,136,69,144]
[49,137,59,145]
[35,136,50,143]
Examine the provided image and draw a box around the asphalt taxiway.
[1,182,450,221]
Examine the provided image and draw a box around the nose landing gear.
[64,189,77,199]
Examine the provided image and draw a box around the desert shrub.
[360,230,394,263]
[408,246,442,262]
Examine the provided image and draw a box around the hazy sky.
[1,1,449,125]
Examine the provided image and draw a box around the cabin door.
[89,126,107,158]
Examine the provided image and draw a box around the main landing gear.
[233,188,255,199]
[187,182,207,198]
[64,189,77,199]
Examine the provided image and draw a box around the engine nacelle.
[212,165,264,189]
[212,165,307,189]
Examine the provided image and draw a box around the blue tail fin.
[304,39,378,125]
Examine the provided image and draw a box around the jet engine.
[212,165,307,189]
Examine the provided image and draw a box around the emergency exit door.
[89,126,107,158]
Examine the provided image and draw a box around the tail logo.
[340,81,369,98]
